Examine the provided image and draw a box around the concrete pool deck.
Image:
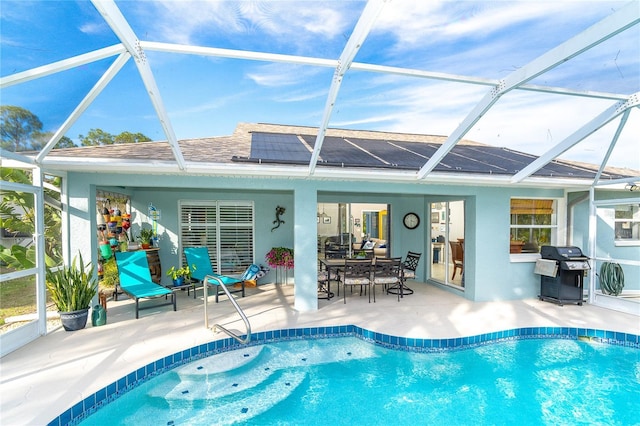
[1,282,639,425]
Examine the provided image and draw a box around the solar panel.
[251,133,310,162]
[247,131,606,178]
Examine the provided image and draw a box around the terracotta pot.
[510,241,524,253]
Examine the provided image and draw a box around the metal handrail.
[203,274,251,344]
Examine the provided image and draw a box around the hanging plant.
[599,261,624,296]
[265,247,294,270]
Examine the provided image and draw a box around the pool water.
[81,336,639,425]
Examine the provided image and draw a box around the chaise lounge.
[115,251,176,319]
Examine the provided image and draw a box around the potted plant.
[166,264,192,287]
[509,236,526,253]
[46,253,98,331]
[137,227,155,249]
[265,247,294,285]
[265,247,294,270]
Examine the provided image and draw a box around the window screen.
[510,198,558,253]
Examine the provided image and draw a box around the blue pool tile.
[116,377,126,392]
[58,408,71,426]
[95,388,106,404]
[107,382,117,397]
[83,394,95,411]
[71,401,84,419]
[136,367,145,381]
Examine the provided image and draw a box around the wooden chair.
[450,241,464,280]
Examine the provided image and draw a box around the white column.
[293,186,318,311]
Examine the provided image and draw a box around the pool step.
[164,369,307,425]
[150,338,377,401]
[177,338,376,379]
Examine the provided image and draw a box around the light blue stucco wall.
[67,170,608,308]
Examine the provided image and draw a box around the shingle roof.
[46,122,635,180]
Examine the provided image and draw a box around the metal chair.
[340,259,372,304]
[114,251,176,319]
[372,257,402,302]
[317,261,338,300]
[184,246,246,302]
[388,251,421,297]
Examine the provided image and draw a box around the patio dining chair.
[184,246,247,303]
[317,260,338,300]
[388,251,421,297]
[372,257,403,302]
[340,259,372,304]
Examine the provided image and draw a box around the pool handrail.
[203,274,251,344]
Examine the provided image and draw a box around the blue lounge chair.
[184,246,257,302]
[115,251,176,319]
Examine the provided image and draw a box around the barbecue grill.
[536,246,590,306]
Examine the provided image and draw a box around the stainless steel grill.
[537,246,590,306]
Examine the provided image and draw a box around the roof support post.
[417,1,640,180]
[308,0,388,175]
[592,109,631,185]
[36,53,130,163]
[511,92,639,183]
[91,0,186,170]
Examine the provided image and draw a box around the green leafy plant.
[137,227,154,245]
[99,257,119,289]
[166,265,192,280]
[45,253,98,312]
[599,261,624,296]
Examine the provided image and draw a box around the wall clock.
[403,212,420,229]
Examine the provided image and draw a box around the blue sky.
[1,1,638,170]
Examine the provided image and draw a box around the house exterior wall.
[67,171,605,309]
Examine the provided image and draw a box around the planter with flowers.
[265,247,294,285]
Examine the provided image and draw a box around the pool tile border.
[52,325,639,426]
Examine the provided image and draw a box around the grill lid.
[541,245,586,260]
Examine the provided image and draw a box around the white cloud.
[135,1,358,52]
[78,21,109,36]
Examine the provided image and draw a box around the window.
[614,204,640,243]
[510,198,557,253]
[179,201,254,274]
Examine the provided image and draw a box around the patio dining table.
[319,256,410,300]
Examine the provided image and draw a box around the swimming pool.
[54,326,639,425]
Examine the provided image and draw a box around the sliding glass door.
[429,200,465,289]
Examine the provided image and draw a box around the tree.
[114,131,151,144]
[0,106,43,152]
[79,128,114,146]
[1,106,151,149]
[80,129,152,146]
[29,132,75,151]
